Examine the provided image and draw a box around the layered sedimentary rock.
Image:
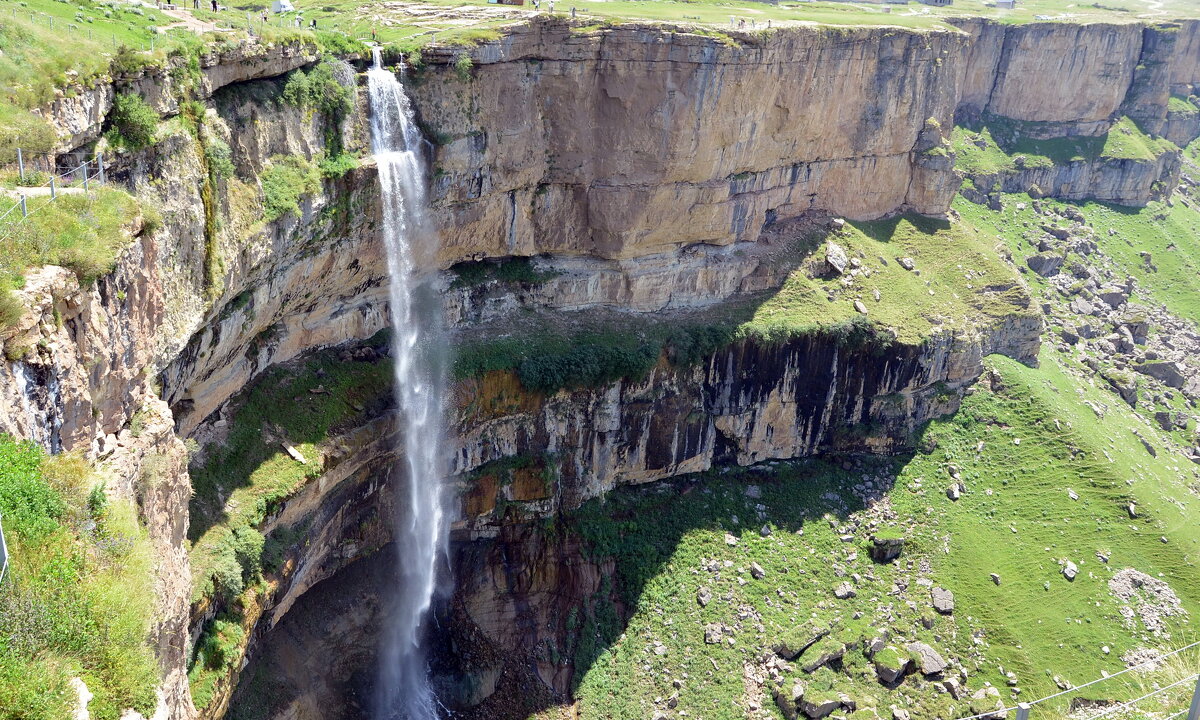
[411,19,968,263]
[2,15,1197,720]
[952,19,1200,135]
[962,149,1182,206]
[450,316,1041,517]
[44,39,320,153]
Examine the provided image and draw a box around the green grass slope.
[0,437,158,720]
[557,347,1200,720]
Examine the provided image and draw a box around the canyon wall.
[951,19,1200,135]
[410,20,969,263]
[1,14,1197,720]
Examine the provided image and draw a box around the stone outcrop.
[41,39,320,153]
[962,148,1181,206]
[952,19,1200,137]
[452,315,1040,517]
[411,19,967,264]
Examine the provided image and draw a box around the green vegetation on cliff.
[558,349,1200,720]
[188,334,392,605]
[0,437,157,720]
[186,335,393,710]
[953,116,1179,182]
[741,215,1033,345]
[0,186,153,331]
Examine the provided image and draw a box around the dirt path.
[159,6,219,33]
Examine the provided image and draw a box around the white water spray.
[367,48,450,720]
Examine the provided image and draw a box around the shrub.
[109,45,159,77]
[106,93,158,150]
[0,436,63,541]
[317,151,358,179]
[454,53,473,81]
[0,287,22,330]
[204,137,234,181]
[517,341,659,395]
[260,155,320,221]
[281,59,353,119]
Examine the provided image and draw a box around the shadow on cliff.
[437,454,914,720]
[185,332,395,590]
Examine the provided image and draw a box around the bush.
[0,287,22,330]
[454,53,473,82]
[317,151,358,179]
[281,59,353,119]
[0,436,64,540]
[109,45,160,77]
[260,155,320,221]
[106,93,158,150]
[204,137,234,181]
[517,341,659,395]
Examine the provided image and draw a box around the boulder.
[931,587,955,614]
[873,647,911,684]
[1134,361,1186,389]
[826,242,849,275]
[968,686,1008,719]
[906,642,947,676]
[898,257,916,271]
[801,691,848,719]
[704,624,724,644]
[1097,287,1128,309]
[869,534,905,564]
[773,622,829,660]
[774,682,805,720]
[1026,252,1064,277]
[1062,561,1078,581]
[801,639,847,673]
[834,582,856,599]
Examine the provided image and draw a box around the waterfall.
[367,47,450,720]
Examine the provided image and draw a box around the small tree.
[107,93,159,150]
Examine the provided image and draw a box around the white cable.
[1077,674,1199,720]
[955,640,1200,720]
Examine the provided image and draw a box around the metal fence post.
[1014,703,1031,720]
[19,196,27,218]
[1186,674,1200,720]
[83,164,90,193]
[50,176,56,199]
[97,153,106,185]
[16,147,24,182]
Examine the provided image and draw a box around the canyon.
[2,11,1200,720]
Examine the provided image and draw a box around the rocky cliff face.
[44,39,319,153]
[451,317,1040,518]
[952,19,1200,136]
[0,14,1193,720]
[962,149,1181,206]
[410,20,968,264]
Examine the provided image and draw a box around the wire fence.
[3,4,171,52]
[0,150,109,250]
[956,639,1200,720]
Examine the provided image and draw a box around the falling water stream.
[367,48,450,720]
